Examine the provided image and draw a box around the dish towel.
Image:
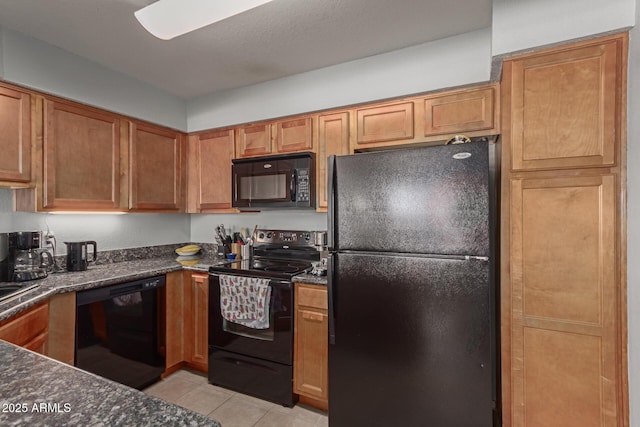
[219,275,272,329]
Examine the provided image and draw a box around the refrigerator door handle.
[327,253,336,345]
[327,155,336,250]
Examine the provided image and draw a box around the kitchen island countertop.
[0,340,221,426]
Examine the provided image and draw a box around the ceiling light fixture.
[135,0,274,40]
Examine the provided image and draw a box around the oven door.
[208,274,293,365]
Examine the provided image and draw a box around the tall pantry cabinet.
[500,34,628,426]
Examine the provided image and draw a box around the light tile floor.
[144,369,329,427]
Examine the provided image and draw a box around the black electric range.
[207,229,322,407]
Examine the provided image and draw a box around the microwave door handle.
[290,170,297,201]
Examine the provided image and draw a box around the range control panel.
[254,229,315,246]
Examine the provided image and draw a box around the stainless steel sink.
[0,283,39,303]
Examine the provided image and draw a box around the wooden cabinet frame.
[187,129,236,213]
[0,83,31,185]
[500,33,629,427]
[129,121,186,212]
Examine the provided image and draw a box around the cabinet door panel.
[189,274,209,371]
[294,284,329,404]
[509,40,621,170]
[317,112,349,210]
[0,302,49,352]
[43,100,121,210]
[130,122,184,211]
[509,174,618,426]
[276,117,313,153]
[424,86,496,136]
[188,129,234,212]
[0,85,31,183]
[236,124,271,157]
[356,102,413,144]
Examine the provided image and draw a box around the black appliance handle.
[109,283,145,298]
[327,252,336,345]
[290,169,298,201]
[86,241,97,263]
[327,155,336,250]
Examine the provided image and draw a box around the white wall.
[187,28,492,131]
[627,1,640,424]
[190,211,327,243]
[492,0,635,55]
[0,29,4,78]
[0,28,187,131]
[0,189,190,255]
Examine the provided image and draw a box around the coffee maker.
[0,232,54,282]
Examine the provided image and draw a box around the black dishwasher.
[75,275,166,390]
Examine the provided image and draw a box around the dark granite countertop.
[0,340,221,427]
[292,273,328,286]
[0,255,225,322]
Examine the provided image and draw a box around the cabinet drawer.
[0,302,49,348]
[297,285,328,310]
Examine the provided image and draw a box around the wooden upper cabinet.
[129,121,185,211]
[317,112,349,211]
[0,84,31,185]
[508,173,619,426]
[42,98,124,211]
[504,37,624,171]
[236,123,272,158]
[187,129,235,212]
[423,85,497,137]
[356,101,414,146]
[276,117,313,153]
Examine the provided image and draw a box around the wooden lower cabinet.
[184,272,209,372]
[294,283,328,410]
[163,271,185,376]
[507,172,620,426]
[47,292,76,365]
[0,301,49,354]
[163,271,210,376]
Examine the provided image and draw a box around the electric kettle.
[64,241,97,272]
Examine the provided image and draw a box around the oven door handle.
[208,273,291,289]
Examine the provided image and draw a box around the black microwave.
[232,152,315,209]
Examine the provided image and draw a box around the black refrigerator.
[327,141,499,427]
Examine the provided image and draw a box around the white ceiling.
[0,0,492,99]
